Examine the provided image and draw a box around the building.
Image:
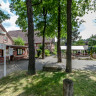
[8,30,55,52]
[0,24,14,45]
[0,24,55,63]
[0,24,28,63]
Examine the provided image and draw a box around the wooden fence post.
[63,79,73,96]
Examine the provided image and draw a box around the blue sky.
[0,0,96,39]
[0,0,20,31]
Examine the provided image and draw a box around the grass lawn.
[0,70,96,96]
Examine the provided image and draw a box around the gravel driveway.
[0,56,96,78]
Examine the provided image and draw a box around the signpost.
[4,45,6,76]
[9,47,13,55]
[0,44,6,76]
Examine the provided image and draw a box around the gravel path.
[0,56,96,78]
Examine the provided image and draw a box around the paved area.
[0,56,96,78]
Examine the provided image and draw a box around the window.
[3,36,8,43]
[17,49,23,55]
[0,50,3,57]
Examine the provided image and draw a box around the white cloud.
[3,15,20,31]
[79,11,96,39]
[0,0,20,31]
[0,0,14,16]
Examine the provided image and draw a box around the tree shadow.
[17,71,67,96]
[83,64,96,71]
[0,71,28,94]
[72,71,96,96]
[0,71,96,96]
[17,71,96,96]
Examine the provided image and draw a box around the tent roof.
[61,46,88,50]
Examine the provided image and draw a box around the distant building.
[0,24,55,63]
[0,24,14,45]
[8,30,55,52]
[0,24,28,63]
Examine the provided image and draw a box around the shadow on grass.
[83,64,96,71]
[0,71,28,94]
[18,71,96,96]
[0,71,96,96]
[20,71,66,96]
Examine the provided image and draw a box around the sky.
[0,0,96,39]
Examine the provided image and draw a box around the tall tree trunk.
[66,0,72,73]
[42,7,47,59]
[26,0,36,75]
[57,0,62,62]
[42,31,45,59]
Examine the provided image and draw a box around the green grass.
[0,70,96,96]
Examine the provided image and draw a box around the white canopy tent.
[61,45,88,50]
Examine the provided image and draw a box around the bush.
[46,54,50,56]
[14,37,25,45]
[53,51,57,55]
[35,54,38,58]
[45,49,50,56]
[52,46,57,55]
[39,44,43,50]
[37,49,42,57]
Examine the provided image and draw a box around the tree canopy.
[72,39,85,46]
[0,4,10,23]
[0,10,10,23]
[14,37,25,45]
[10,0,92,38]
[86,35,96,46]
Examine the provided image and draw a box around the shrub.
[52,46,57,55]
[35,54,38,58]
[37,49,42,57]
[53,51,57,55]
[39,44,43,50]
[14,37,25,45]
[45,49,50,56]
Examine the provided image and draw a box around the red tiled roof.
[8,30,54,44]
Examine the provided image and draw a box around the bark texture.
[42,7,47,59]
[63,79,73,96]
[66,0,72,73]
[26,0,36,75]
[57,0,62,62]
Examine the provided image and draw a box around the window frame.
[17,49,23,55]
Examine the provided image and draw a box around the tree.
[72,39,85,46]
[0,4,10,23]
[34,0,63,62]
[57,0,62,62]
[10,0,42,75]
[87,35,96,46]
[42,7,47,59]
[14,37,25,45]
[72,29,81,42]
[66,0,72,73]
[34,1,53,59]
[65,0,92,73]
[26,0,36,75]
